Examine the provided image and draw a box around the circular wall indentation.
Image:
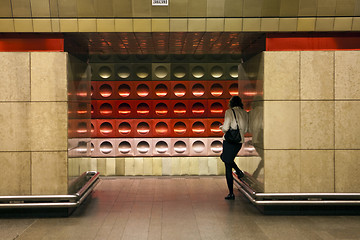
[118,103,131,115]
[192,121,205,134]
[155,122,168,135]
[137,141,150,153]
[137,122,150,134]
[210,66,224,78]
[118,84,131,97]
[155,103,168,116]
[91,104,94,114]
[155,84,168,97]
[155,141,168,153]
[211,140,223,153]
[193,54,204,60]
[91,142,94,152]
[174,83,186,97]
[91,85,94,97]
[99,66,112,79]
[191,102,205,116]
[173,66,186,79]
[136,84,150,97]
[77,84,88,98]
[136,54,148,60]
[118,141,131,154]
[174,54,186,60]
[100,141,113,154]
[137,103,150,115]
[154,66,168,79]
[229,65,238,78]
[229,83,239,96]
[210,121,222,134]
[91,123,94,133]
[77,122,87,134]
[173,102,186,116]
[77,141,88,154]
[174,141,186,153]
[192,83,205,97]
[231,54,242,60]
[100,103,113,115]
[99,84,112,98]
[98,54,110,60]
[100,122,113,134]
[118,122,131,135]
[210,83,223,97]
[174,121,186,135]
[192,141,205,153]
[211,54,223,60]
[117,66,131,79]
[117,54,129,60]
[77,102,88,115]
[210,102,223,114]
[191,66,205,79]
[155,54,168,60]
[136,66,150,79]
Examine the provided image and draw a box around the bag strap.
[231,109,239,130]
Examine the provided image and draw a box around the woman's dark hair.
[229,96,244,109]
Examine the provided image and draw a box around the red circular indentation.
[137,84,150,97]
[174,121,186,135]
[192,121,205,134]
[210,102,223,114]
[118,122,131,135]
[118,103,131,116]
[91,123,94,133]
[229,83,239,96]
[100,122,113,134]
[155,84,168,97]
[155,122,168,134]
[137,103,150,115]
[99,84,112,98]
[174,83,186,97]
[210,83,223,97]
[155,103,168,116]
[192,83,205,97]
[100,103,113,115]
[91,85,94,97]
[211,121,222,134]
[118,84,131,98]
[173,102,186,116]
[77,122,87,134]
[191,102,205,116]
[137,122,150,134]
[91,104,94,114]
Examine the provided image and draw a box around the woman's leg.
[225,162,234,194]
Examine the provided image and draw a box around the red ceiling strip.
[266,33,360,51]
[0,34,64,52]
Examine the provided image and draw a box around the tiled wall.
[260,51,360,193]
[0,52,90,196]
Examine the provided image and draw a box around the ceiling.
[65,32,265,56]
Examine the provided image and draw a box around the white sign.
[152,0,168,6]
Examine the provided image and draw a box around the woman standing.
[220,96,248,200]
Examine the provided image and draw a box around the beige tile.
[115,157,125,175]
[68,158,80,177]
[169,0,187,17]
[243,0,262,17]
[132,0,151,17]
[97,158,106,175]
[113,0,132,17]
[0,0,12,17]
[224,0,243,17]
[280,0,299,17]
[151,4,169,17]
[297,18,315,31]
[224,18,242,31]
[134,157,144,175]
[264,150,301,193]
[0,19,15,32]
[106,158,116,176]
[0,52,30,101]
[32,19,52,32]
[31,52,67,101]
[264,51,300,100]
[260,18,279,32]
[334,17,353,31]
[189,157,199,175]
[0,152,31,195]
[125,157,135,176]
[336,0,356,16]
[264,101,300,150]
[243,18,261,31]
[152,19,170,32]
[353,17,360,31]
[180,157,190,175]
[208,157,218,175]
[335,101,360,149]
[143,157,153,175]
[188,18,206,32]
[30,102,68,151]
[188,0,206,17]
[261,0,280,17]
[170,18,187,32]
[207,0,225,17]
[198,157,209,175]
[279,18,297,31]
[171,157,181,175]
[78,19,97,32]
[30,0,51,17]
[335,150,360,192]
[51,19,60,32]
[31,151,68,195]
[301,150,334,192]
[298,0,317,16]
[206,18,224,31]
[162,157,171,175]
[77,0,96,17]
[301,101,335,149]
[0,103,30,151]
[315,18,335,31]
[59,19,78,32]
[217,158,225,175]
[115,19,133,32]
[133,19,151,32]
[300,51,334,100]
[152,157,162,175]
[335,51,360,100]
[317,0,336,16]
[14,19,33,32]
[97,19,115,32]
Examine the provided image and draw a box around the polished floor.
[2,176,360,240]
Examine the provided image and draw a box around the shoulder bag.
[224,109,242,143]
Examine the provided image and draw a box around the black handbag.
[224,109,242,143]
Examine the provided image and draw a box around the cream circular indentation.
[173,66,186,78]
[210,65,224,78]
[99,66,112,79]
[154,65,168,79]
[100,141,113,154]
[192,66,205,78]
[118,141,131,154]
[136,66,150,79]
[192,140,205,153]
[229,65,238,78]
[117,66,131,79]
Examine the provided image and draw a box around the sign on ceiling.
[152,0,168,6]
